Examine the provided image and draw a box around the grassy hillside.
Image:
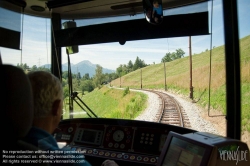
[63,86,148,119]
[111,35,250,132]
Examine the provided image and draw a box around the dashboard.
[53,118,195,166]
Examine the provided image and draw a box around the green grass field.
[111,35,250,133]
[63,86,148,120]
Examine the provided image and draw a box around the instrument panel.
[53,118,195,165]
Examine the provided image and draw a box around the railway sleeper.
[164,109,177,112]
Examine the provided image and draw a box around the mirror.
[62,21,79,54]
[143,0,163,25]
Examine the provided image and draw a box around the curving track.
[141,89,191,128]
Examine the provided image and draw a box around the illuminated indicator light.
[150,158,156,162]
[130,156,135,160]
[123,155,129,159]
[137,156,142,161]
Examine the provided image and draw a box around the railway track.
[142,89,191,128]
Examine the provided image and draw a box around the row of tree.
[161,49,185,62]
[116,56,148,76]
[17,48,185,98]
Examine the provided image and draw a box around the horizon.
[0,0,250,70]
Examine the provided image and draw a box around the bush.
[123,87,130,96]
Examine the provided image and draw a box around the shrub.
[123,87,130,96]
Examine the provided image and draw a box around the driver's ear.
[51,99,61,116]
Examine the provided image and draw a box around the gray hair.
[27,71,63,118]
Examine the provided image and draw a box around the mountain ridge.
[42,60,115,77]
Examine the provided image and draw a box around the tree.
[83,73,90,80]
[127,60,133,72]
[175,48,185,58]
[37,67,50,72]
[31,65,38,71]
[81,80,95,93]
[116,64,127,76]
[133,56,147,70]
[170,52,177,60]
[161,52,172,62]
[63,86,69,98]
[76,72,81,80]
[133,56,140,70]
[103,73,110,84]
[93,64,104,88]
[109,72,119,81]
[116,64,123,75]
[62,71,68,79]
[161,48,185,62]
[17,63,29,71]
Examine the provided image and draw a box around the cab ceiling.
[2,0,208,19]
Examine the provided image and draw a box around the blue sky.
[0,0,249,70]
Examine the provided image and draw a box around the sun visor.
[0,1,23,50]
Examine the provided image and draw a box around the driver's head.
[153,0,159,7]
[27,71,63,132]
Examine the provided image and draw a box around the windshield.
[0,0,249,148]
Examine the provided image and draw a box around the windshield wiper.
[66,48,98,118]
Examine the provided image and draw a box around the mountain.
[41,60,115,77]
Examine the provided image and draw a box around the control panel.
[53,118,196,165]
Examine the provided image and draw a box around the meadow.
[63,35,250,141]
[111,35,250,133]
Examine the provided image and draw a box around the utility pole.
[164,62,167,91]
[140,68,142,89]
[189,36,193,100]
[120,74,121,88]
